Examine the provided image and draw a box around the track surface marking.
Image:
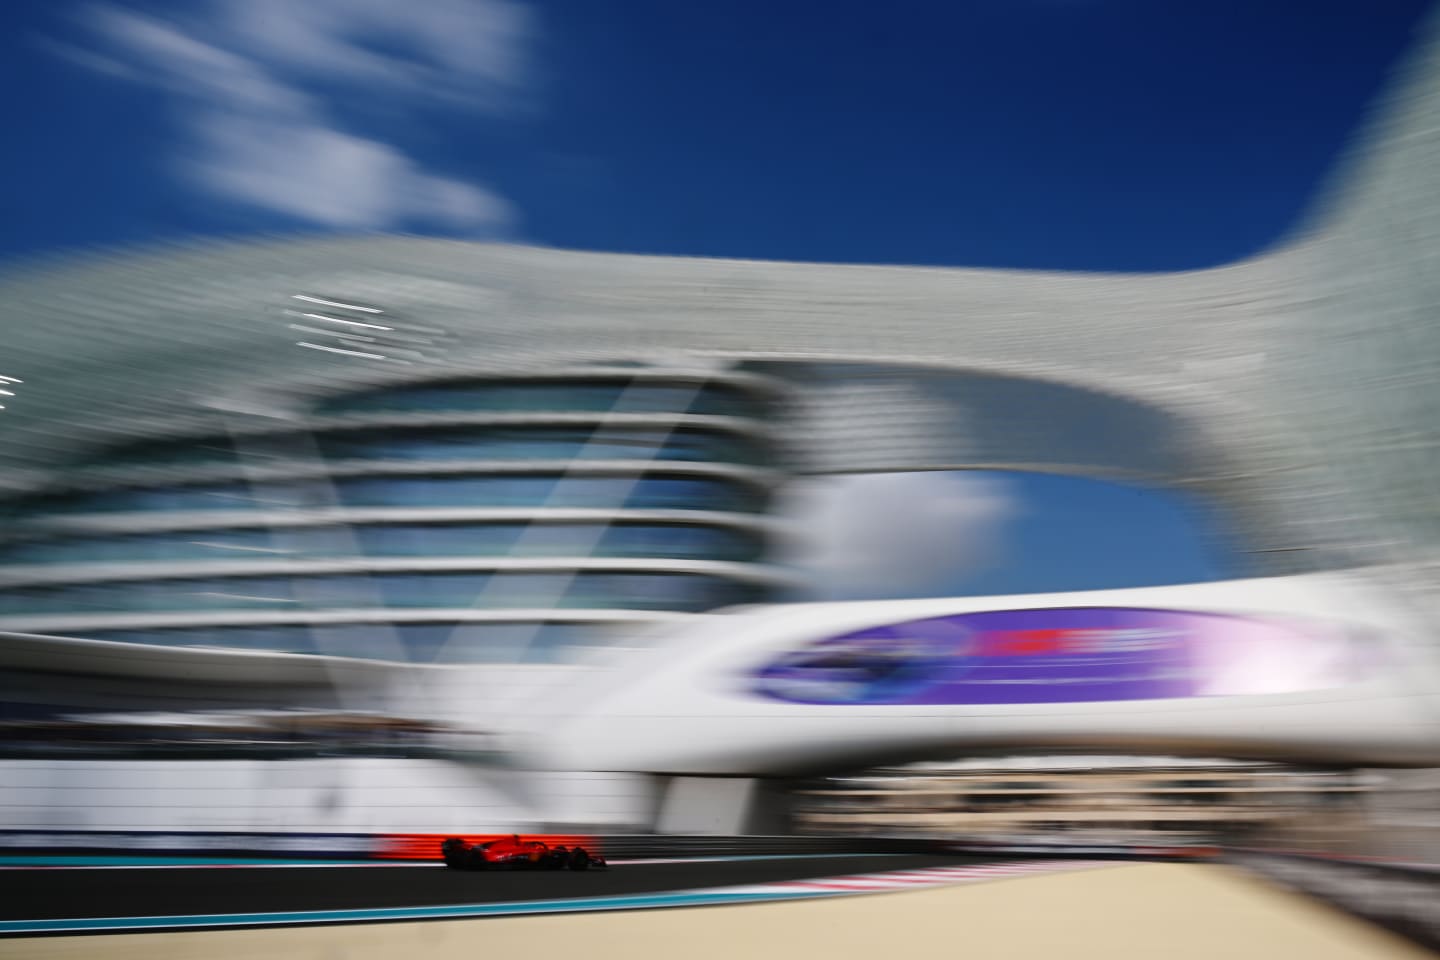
[0,854,990,926]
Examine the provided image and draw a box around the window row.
[317,427,767,465]
[0,523,765,565]
[83,427,769,470]
[83,621,624,664]
[0,572,768,615]
[315,381,767,418]
[25,475,766,515]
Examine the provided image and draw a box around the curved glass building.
[0,5,1437,707]
[0,363,791,663]
[1,11,1439,838]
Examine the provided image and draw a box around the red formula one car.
[441,835,606,871]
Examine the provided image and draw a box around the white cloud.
[189,115,513,230]
[34,37,142,81]
[53,1,526,232]
[84,5,314,115]
[221,0,531,107]
[778,472,1019,601]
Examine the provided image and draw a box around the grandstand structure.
[789,756,1372,846]
[0,10,1437,833]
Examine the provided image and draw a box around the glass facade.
[1,523,763,565]
[333,475,761,511]
[0,369,781,662]
[30,485,304,514]
[347,523,762,560]
[0,572,764,615]
[318,426,766,465]
[2,528,284,564]
[21,474,761,516]
[81,439,242,468]
[316,380,765,418]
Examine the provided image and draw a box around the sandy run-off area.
[10,862,1433,960]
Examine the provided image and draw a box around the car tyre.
[441,838,466,870]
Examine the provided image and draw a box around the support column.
[653,776,790,835]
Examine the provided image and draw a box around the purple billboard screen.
[749,607,1371,705]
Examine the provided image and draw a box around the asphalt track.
[10,861,1433,960]
[0,854,979,924]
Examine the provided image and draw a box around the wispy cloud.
[778,472,1020,602]
[34,36,142,82]
[53,0,527,231]
[222,0,531,107]
[189,115,513,230]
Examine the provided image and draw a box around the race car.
[441,835,606,871]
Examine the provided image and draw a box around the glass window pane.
[83,439,240,468]
[1,529,286,565]
[28,485,302,515]
[319,427,765,465]
[0,572,763,615]
[318,381,764,418]
[0,523,762,566]
[335,475,760,511]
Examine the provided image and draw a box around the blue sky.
[2,0,1432,597]
[782,471,1237,601]
[3,0,1430,269]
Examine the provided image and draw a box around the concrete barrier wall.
[0,828,944,861]
[1229,851,1440,951]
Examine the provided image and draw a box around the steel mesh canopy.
[1,11,1439,580]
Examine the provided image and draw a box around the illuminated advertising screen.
[750,607,1372,705]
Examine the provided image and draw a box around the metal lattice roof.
[1,10,1438,580]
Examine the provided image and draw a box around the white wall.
[0,759,651,834]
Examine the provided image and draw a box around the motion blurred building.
[0,356,788,665]
[791,756,1372,846]
[0,10,1439,836]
